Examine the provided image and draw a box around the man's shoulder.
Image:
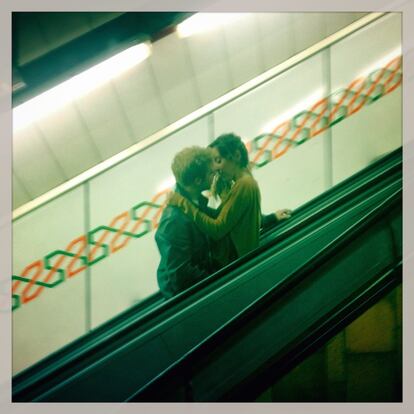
[155,206,189,242]
[158,204,193,229]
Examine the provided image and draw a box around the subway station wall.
[11,13,401,375]
[13,12,368,208]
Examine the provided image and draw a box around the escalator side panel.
[158,180,401,356]
[37,334,175,402]
[190,206,401,401]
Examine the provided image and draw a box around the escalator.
[12,147,402,402]
[129,180,401,401]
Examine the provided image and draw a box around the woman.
[168,133,291,267]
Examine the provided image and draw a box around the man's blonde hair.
[172,146,213,187]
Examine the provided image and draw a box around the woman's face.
[210,147,237,181]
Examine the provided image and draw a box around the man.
[155,146,218,299]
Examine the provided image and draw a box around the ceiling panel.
[291,13,327,54]
[223,15,265,87]
[325,12,368,37]
[125,98,170,142]
[112,61,169,141]
[222,14,256,51]
[194,61,233,105]
[93,102,139,158]
[35,105,103,179]
[184,27,233,105]
[35,13,92,53]
[16,14,50,65]
[75,83,135,159]
[226,47,263,88]
[184,26,231,68]
[150,33,199,98]
[254,13,291,37]
[12,172,32,209]
[150,33,202,123]
[114,61,163,104]
[87,12,124,29]
[159,79,202,123]
[254,13,295,71]
[13,126,67,198]
[85,118,135,160]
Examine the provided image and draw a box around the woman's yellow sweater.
[168,173,262,266]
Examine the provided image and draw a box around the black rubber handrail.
[128,187,401,401]
[13,148,402,396]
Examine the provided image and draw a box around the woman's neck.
[233,167,250,181]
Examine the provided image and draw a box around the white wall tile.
[331,89,401,185]
[330,13,401,91]
[13,186,87,374]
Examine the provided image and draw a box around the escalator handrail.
[12,148,402,393]
[128,187,401,401]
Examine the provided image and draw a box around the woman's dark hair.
[209,133,249,168]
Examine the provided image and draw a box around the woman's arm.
[169,177,258,240]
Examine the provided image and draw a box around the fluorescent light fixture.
[261,89,324,133]
[176,13,247,38]
[156,175,176,194]
[13,42,151,132]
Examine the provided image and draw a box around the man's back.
[155,200,213,299]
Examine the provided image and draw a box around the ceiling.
[12,12,368,210]
[12,12,192,103]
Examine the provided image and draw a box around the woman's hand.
[167,192,192,215]
[167,191,184,206]
[275,208,292,221]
